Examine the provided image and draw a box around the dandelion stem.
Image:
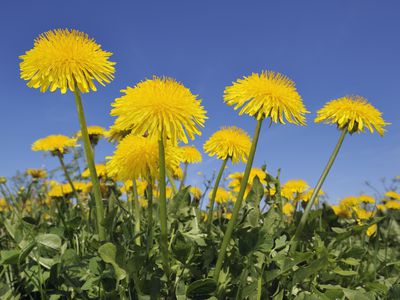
[56,153,80,205]
[146,178,154,253]
[291,129,346,251]
[179,162,189,191]
[158,137,171,278]
[132,179,141,246]
[207,158,228,232]
[73,88,106,241]
[214,118,263,282]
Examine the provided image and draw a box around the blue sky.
[0,1,398,203]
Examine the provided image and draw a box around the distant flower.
[82,164,107,179]
[384,191,400,201]
[105,124,133,144]
[228,168,267,197]
[172,166,183,180]
[48,183,73,198]
[315,95,388,136]
[384,200,400,210]
[180,145,202,164]
[32,135,77,155]
[358,194,375,204]
[26,168,47,179]
[204,126,251,163]
[107,134,181,181]
[0,198,8,212]
[77,125,106,145]
[366,224,377,237]
[303,188,325,203]
[210,187,230,204]
[281,179,309,201]
[224,71,307,124]
[282,203,295,216]
[20,29,115,94]
[190,186,202,200]
[110,76,207,144]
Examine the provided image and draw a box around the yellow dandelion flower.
[82,164,107,178]
[385,200,400,210]
[331,205,352,218]
[190,186,202,200]
[180,145,202,164]
[224,71,308,124]
[105,124,132,144]
[26,168,47,179]
[107,134,181,181]
[358,194,375,204]
[377,204,386,211]
[210,187,230,204]
[204,126,251,163]
[366,224,377,237]
[303,189,324,203]
[154,186,173,199]
[281,179,309,201]
[48,183,73,198]
[20,29,115,94]
[139,199,148,208]
[172,166,183,180]
[32,135,77,154]
[228,168,267,197]
[315,95,388,136]
[339,196,360,209]
[110,76,207,144]
[385,191,400,201]
[0,198,8,212]
[282,203,295,216]
[123,179,148,196]
[225,212,233,220]
[77,125,106,145]
[353,207,374,220]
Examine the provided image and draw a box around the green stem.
[146,178,154,253]
[167,172,178,195]
[213,118,263,282]
[158,137,171,278]
[179,162,189,191]
[57,153,80,205]
[207,158,228,231]
[73,88,106,241]
[291,130,346,252]
[132,179,141,246]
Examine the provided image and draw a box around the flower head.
[211,187,230,204]
[228,168,267,197]
[190,186,202,200]
[0,198,8,212]
[26,168,47,179]
[180,145,202,164]
[82,164,107,178]
[224,71,307,124]
[204,126,251,163]
[107,134,182,181]
[77,125,106,145]
[110,76,207,144]
[315,95,388,136]
[20,29,115,94]
[281,179,309,201]
[32,135,77,155]
[385,191,400,201]
[48,183,73,198]
[282,203,295,216]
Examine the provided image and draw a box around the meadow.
[0,28,399,299]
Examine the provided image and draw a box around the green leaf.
[172,232,193,263]
[238,227,260,256]
[292,254,328,283]
[0,250,20,265]
[98,242,127,281]
[186,278,217,299]
[333,268,358,276]
[35,234,62,250]
[18,241,36,265]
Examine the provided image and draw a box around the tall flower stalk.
[213,70,307,282]
[291,95,388,251]
[74,88,106,240]
[213,118,263,280]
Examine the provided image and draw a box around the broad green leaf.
[98,242,127,281]
[186,278,217,299]
[35,234,62,250]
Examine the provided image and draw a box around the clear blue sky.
[0,1,398,203]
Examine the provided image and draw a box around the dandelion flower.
[110,76,207,144]
[26,168,47,179]
[366,224,377,237]
[172,166,183,180]
[204,126,251,163]
[82,164,107,178]
[228,168,267,197]
[32,135,77,155]
[107,134,181,181]
[385,191,400,201]
[48,183,73,198]
[190,186,202,200]
[0,198,8,212]
[282,203,295,216]
[315,95,388,136]
[224,71,307,124]
[281,179,309,201]
[77,125,106,145]
[358,195,375,204]
[180,145,202,164]
[211,187,230,204]
[385,200,400,210]
[20,29,115,94]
